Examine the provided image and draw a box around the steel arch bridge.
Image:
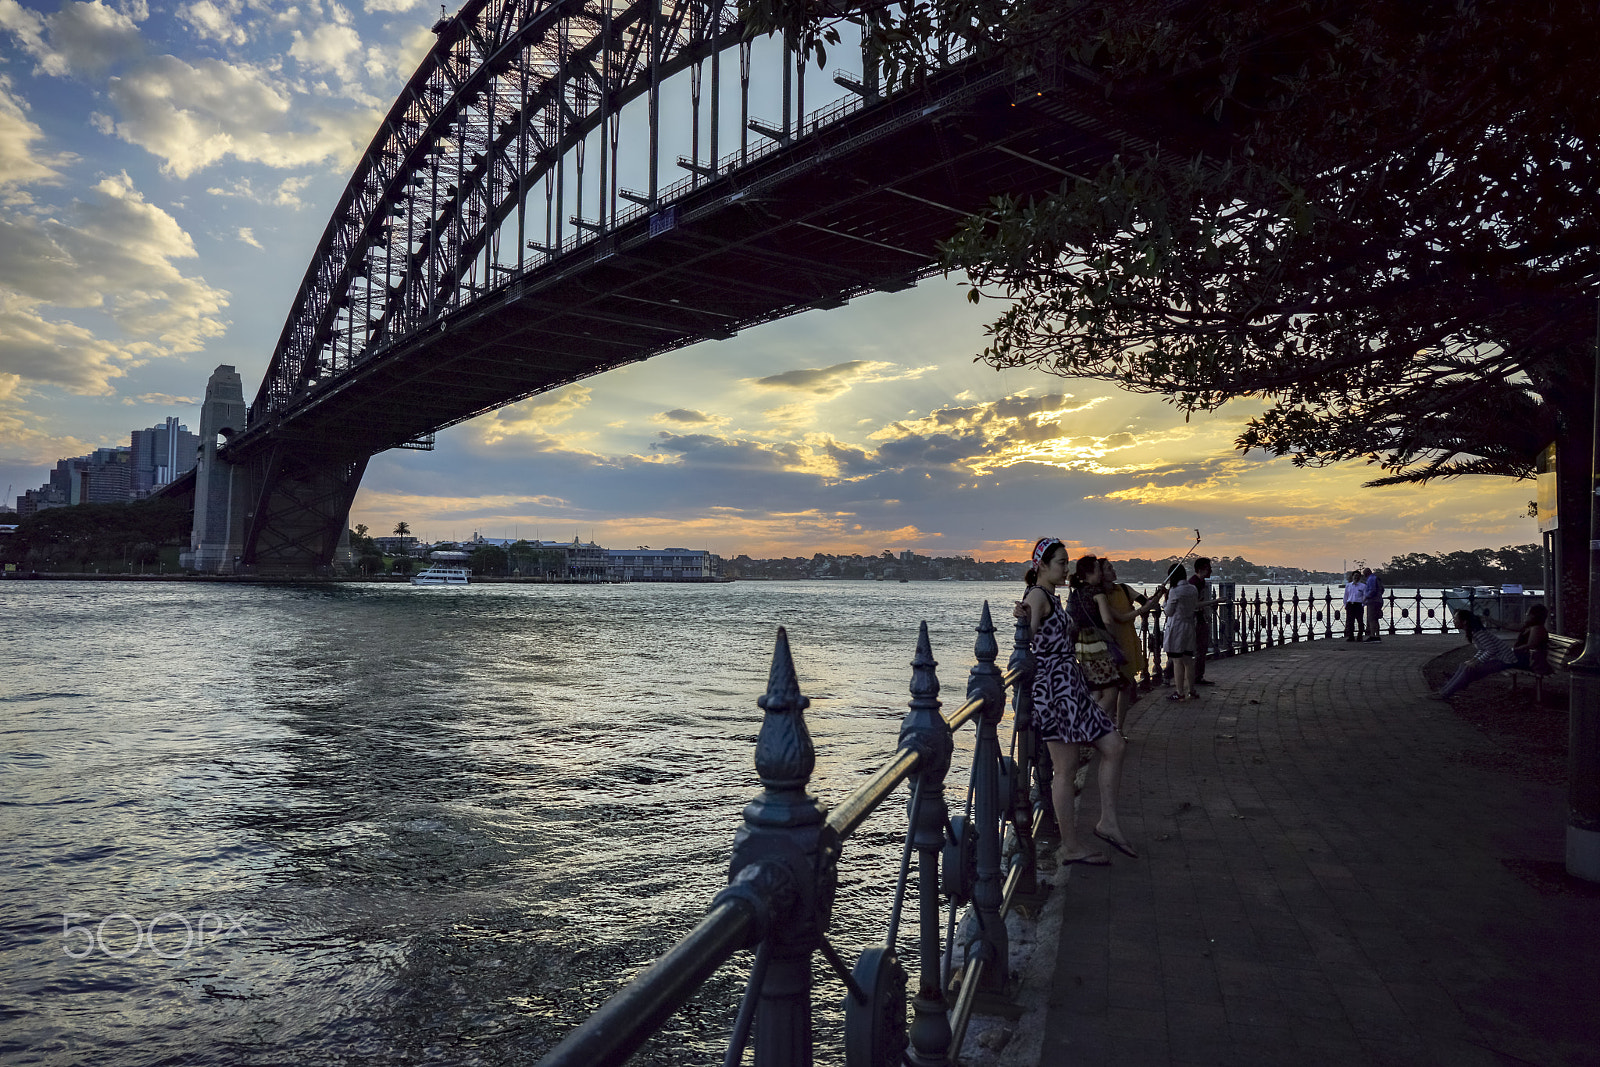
[184,0,1218,574]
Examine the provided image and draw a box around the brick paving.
[1040,634,1600,1067]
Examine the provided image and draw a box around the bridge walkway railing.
[536,601,1047,1067]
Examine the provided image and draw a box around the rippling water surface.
[0,580,1027,1066]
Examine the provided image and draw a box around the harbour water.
[1,580,1016,1066]
[0,577,1475,1065]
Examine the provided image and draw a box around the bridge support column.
[243,449,369,576]
[182,365,251,574]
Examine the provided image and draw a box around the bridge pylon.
[183,364,364,576]
[182,366,250,575]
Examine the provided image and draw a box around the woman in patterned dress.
[1019,538,1138,866]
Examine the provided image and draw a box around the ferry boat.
[410,563,469,586]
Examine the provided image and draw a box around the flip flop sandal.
[1056,849,1111,866]
[1094,828,1139,859]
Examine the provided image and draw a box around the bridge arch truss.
[258,0,865,423]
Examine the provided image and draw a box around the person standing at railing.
[1016,537,1138,866]
[1067,554,1127,717]
[1098,557,1162,736]
[1432,609,1516,698]
[1164,564,1200,700]
[1363,567,1384,641]
[1188,557,1219,686]
[1344,571,1367,641]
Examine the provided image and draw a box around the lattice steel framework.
[257,0,762,423]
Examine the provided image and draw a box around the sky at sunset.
[0,0,1541,570]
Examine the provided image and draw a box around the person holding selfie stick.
[1164,563,1200,700]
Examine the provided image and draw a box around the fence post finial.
[754,625,815,793]
[965,602,1009,993]
[734,626,828,1066]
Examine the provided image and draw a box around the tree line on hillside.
[1377,545,1542,589]
[0,498,192,571]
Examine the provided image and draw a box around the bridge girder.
[258,0,746,423]
[215,2,1231,573]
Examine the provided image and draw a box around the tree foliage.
[468,544,509,575]
[1,498,192,569]
[1380,545,1544,589]
[743,0,1597,630]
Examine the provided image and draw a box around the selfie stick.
[1157,530,1203,591]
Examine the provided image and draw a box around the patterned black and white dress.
[1030,588,1117,744]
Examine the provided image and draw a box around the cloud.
[0,394,94,466]
[204,173,315,208]
[0,0,145,77]
[746,359,931,398]
[0,172,229,394]
[0,1,52,71]
[0,295,139,394]
[124,391,198,406]
[178,0,248,45]
[103,53,381,177]
[363,0,424,12]
[237,226,263,248]
[867,392,1125,474]
[653,408,720,425]
[650,431,818,475]
[362,23,433,83]
[0,76,70,195]
[477,385,594,445]
[289,19,362,80]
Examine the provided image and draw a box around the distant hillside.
[722,551,1342,584]
[722,546,1543,586]
[1378,545,1541,588]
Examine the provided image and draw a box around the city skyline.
[0,0,1538,570]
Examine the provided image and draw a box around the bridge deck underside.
[229,60,1173,465]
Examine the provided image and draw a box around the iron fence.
[536,602,1047,1067]
[1131,584,1543,686]
[532,585,1543,1065]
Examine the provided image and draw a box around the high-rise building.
[129,417,199,496]
[16,415,197,514]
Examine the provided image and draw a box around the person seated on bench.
[1435,609,1516,699]
[1512,605,1550,673]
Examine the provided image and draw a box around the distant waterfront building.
[607,547,720,582]
[49,447,133,505]
[372,535,422,556]
[455,534,611,579]
[16,486,68,519]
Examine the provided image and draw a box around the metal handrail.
[1135,584,1536,686]
[824,747,922,841]
[536,896,759,1067]
[535,600,1040,1067]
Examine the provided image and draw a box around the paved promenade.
[1038,633,1600,1066]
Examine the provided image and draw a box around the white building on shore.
[607,547,721,582]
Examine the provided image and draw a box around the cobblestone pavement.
[1041,633,1600,1067]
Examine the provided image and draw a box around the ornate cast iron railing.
[1128,585,1541,687]
[537,602,1047,1067]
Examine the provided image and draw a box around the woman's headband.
[1031,537,1062,568]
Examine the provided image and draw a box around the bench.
[1508,633,1583,704]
